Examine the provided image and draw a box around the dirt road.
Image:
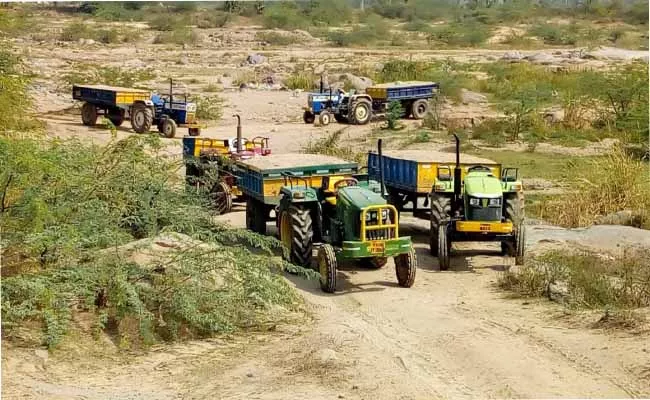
[4,214,650,399]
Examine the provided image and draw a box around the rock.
[501,51,524,62]
[595,210,644,228]
[525,53,557,65]
[338,73,373,91]
[179,56,189,65]
[262,75,275,85]
[582,46,649,61]
[245,53,267,65]
[542,108,565,124]
[246,372,254,378]
[460,89,487,105]
[314,348,338,363]
[547,281,569,303]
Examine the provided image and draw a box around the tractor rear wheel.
[279,204,313,267]
[319,111,331,126]
[429,194,451,256]
[505,193,525,224]
[318,244,337,293]
[81,103,98,126]
[130,103,153,134]
[395,247,417,288]
[514,223,526,265]
[246,198,266,234]
[303,110,315,124]
[211,181,232,214]
[411,99,429,120]
[160,118,177,138]
[438,224,451,271]
[360,257,388,269]
[349,99,372,125]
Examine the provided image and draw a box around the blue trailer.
[335,81,439,125]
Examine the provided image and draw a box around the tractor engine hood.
[463,173,503,198]
[337,186,387,211]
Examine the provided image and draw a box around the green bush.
[385,100,403,130]
[153,27,200,46]
[284,72,315,90]
[402,19,433,33]
[194,11,230,29]
[428,23,490,47]
[529,23,577,45]
[0,52,42,133]
[255,31,303,46]
[262,2,306,30]
[192,95,224,121]
[148,13,187,31]
[61,65,155,90]
[0,135,305,349]
[307,0,352,25]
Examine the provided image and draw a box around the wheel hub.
[355,106,367,120]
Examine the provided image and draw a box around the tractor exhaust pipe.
[320,75,324,93]
[169,78,173,105]
[453,133,462,212]
[234,114,242,153]
[378,139,386,198]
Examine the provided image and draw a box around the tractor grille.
[362,207,397,241]
[467,206,501,221]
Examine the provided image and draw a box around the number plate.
[369,241,385,254]
[480,224,491,232]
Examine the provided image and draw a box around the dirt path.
[4,214,649,399]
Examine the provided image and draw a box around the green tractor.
[429,134,526,270]
[277,140,417,293]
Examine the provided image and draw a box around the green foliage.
[385,100,403,130]
[194,11,231,29]
[428,23,490,47]
[284,72,315,90]
[303,129,365,164]
[255,32,303,46]
[0,8,32,38]
[1,135,305,348]
[529,23,577,45]
[307,0,353,25]
[61,65,155,90]
[0,51,42,134]
[327,14,391,47]
[87,2,146,21]
[192,95,224,121]
[402,19,433,33]
[262,2,307,30]
[148,13,187,32]
[59,22,139,44]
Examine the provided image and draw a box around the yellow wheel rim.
[280,211,292,251]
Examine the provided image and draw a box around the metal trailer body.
[335,81,439,125]
[367,150,502,219]
[72,84,152,127]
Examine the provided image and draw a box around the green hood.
[464,172,503,197]
[338,186,386,210]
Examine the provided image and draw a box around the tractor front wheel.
[514,223,526,265]
[318,244,337,293]
[130,103,153,134]
[360,257,388,269]
[319,111,331,126]
[81,103,98,126]
[303,110,315,124]
[429,194,451,256]
[211,181,232,214]
[438,224,451,271]
[160,118,177,138]
[279,204,313,267]
[395,247,417,288]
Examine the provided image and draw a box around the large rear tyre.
[349,99,371,125]
[160,118,177,139]
[515,223,526,266]
[246,198,266,234]
[360,257,388,269]
[429,194,451,256]
[279,204,313,267]
[130,103,153,134]
[438,224,450,271]
[211,181,232,214]
[395,247,417,288]
[303,110,315,124]
[81,102,98,126]
[411,99,429,120]
[318,244,337,293]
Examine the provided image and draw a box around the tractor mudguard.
[279,186,319,205]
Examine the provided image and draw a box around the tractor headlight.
[489,198,502,206]
[469,198,480,206]
[365,212,372,222]
[381,209,388,220]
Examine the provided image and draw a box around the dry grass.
[533,146,650,228]
[302,129,366,164]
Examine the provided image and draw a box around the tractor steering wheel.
[333,178,359,190]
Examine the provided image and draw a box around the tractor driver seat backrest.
[321,175,351,205]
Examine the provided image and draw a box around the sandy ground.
[3,21,650,399]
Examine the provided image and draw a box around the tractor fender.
[133,99,154,107]
[279,186,319,204]
[350,94,372,102]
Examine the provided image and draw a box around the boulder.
[525,52,557,65]
[501,51,524,62]
[595,210,644,228]
[338,73,373,91]
[547,281,569,303]
[245,53,267,65]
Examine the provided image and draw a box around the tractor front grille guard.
[360,205,398,242]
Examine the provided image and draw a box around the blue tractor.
[149,79,201,138]
[302,78,344,126]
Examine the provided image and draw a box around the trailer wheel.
[303,110,315,124]
[211,181,232,214]
[246,198,267,234]
[411,99,429,120]
[438,224,451,271]
[318,244,337,293]
[429,194,451,256]
[395,247,417,288]
[360,257,388,269]
[160,118,177,138]
[334,113,348,124]
[350,99,371,125]
[279,204,313,267]
[81,103,98,126]
[107,108,124,127]
[514,223,526,266]
[188,127,201,136]
[131,103,153,134]
[319,111,331,126]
